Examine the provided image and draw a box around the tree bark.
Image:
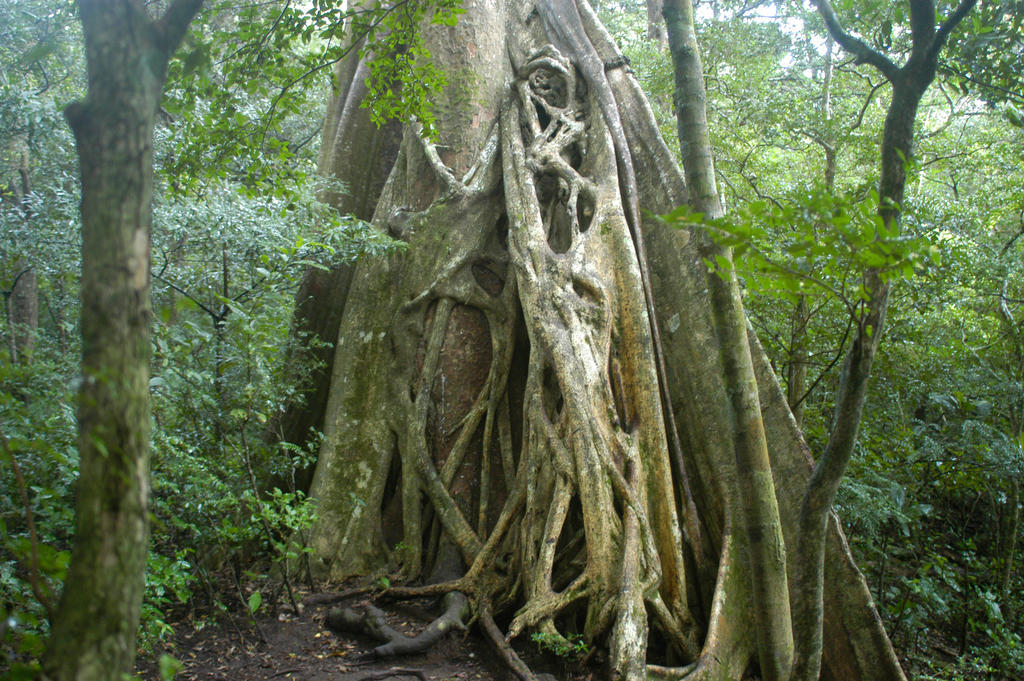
[662,1,793,678]
[42,3,201,680]
[269,35,403,489]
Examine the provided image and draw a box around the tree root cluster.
[305,2,907,681]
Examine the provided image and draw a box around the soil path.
[137,590,579,681]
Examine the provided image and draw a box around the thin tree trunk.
[1001,478,1019,602]
[786,295,809,426]
[646,0,667,46]
[2,152,39,364]
[42,3,201,680]
[9,265,37,363]
[997,281,1022,613]
[787,38,835,425]
[662,1,793,679]
[792,4,978,680]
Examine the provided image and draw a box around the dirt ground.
[136,587,587,681]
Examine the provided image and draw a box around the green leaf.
[159,654,183,681]
[247,591,262,614]
[19,39,57,67]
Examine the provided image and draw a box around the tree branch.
[791,314,853,411]
[908,0,937,64]
[853,80,886,131]
[1000,209,1024,256]
[156,0,204,57]
[941,63,1024,106]
[811,0,899,80]
[153,272,222,323]
[929,0,980,63]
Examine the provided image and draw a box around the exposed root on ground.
[354,669,429,681]
[327,592,469,659]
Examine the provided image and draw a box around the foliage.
[943,0,1024,113]
[530,630,589,660]
[661,186,941,314]
[162,0,464,192]
[0,348,78,674]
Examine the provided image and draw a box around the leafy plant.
[530,630,589,660]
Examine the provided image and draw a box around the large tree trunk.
[268,37,403,489]
[303,1,904,679]
[42,3,200,681]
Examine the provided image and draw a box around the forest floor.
[136,585,586,681]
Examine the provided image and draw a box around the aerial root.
[507,572,592,639]
[302,584,376,607]
[648,593,701,661]
[480,608,556,681]
[326,591,469,659]
[646,661,700,680]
